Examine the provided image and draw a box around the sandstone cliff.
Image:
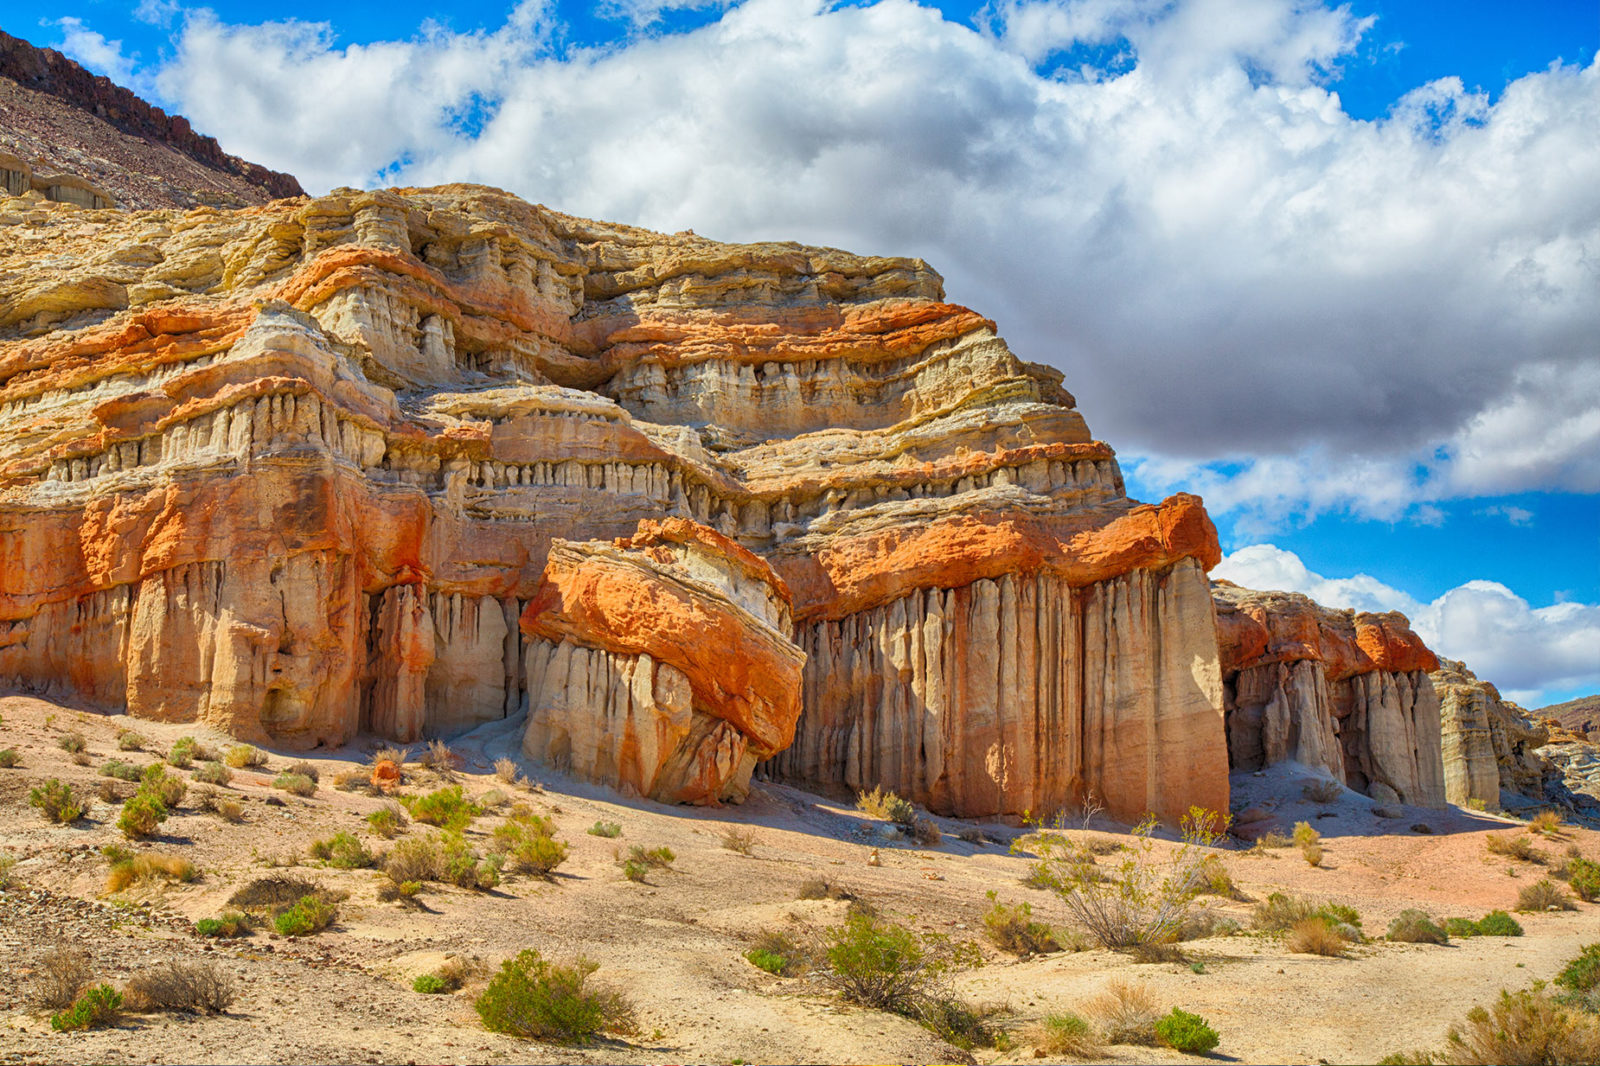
[0,184,1229,821]
[1212,581,1447,807]
[1430,658,1558,810]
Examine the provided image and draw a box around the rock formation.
[0,183,1229,821]
[1212,581,1447,807]
[1431,658,1556,810]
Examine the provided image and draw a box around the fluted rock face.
[1212,582,1446,807]
[0,184,1228,817]
[1431,658,1552,807]
[520,519,803,803]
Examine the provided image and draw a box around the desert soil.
[3,692,1599,1066]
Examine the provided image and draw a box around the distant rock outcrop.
[1212,581,1446,807]
[1430,658,1551,809]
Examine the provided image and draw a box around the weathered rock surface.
[521,518,804,803]
[1430,658,1558,810]
[1212,581,1447,807]
[0,183,1228,818]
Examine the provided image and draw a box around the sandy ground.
[3,693,1599,1066]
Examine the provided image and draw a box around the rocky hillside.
[0,29,302,209]
[0,183,1225,824]
[1542,694,1600,737]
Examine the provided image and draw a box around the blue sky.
[17,0,1600,705]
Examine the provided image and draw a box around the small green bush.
[1567,858,1600,903]
[309,831,377,869]
[273,772,316,797]
[194,760,232,785]
[195,913,248,937]
[494,811,567,877]
[99,759,141,781]
[1446,910,1525,938]
[0,748,18,768]
[1387,909,1450,945]
[414,973,449,994]
[982,893,1059,956]
[746,949,789,975]
[166,737,198,768]
[367,804,407,838]
[1518,877,1576,913]
[1155,1008,1220,1054]
[139,764,186,807]
[1292,821,1320,849]
[404,785,479,831]
[274,894,336,936]
[587,821,621,838]
[617,845,674,882]
[474,949,634,1044]
[29,779,84,823]
[224,744,266,769]
[857,785,916,826]
[117,732,144,752]
[1557,943,1600,997]
[1035,1012,1103,1057]
[50,984,122,1031]
[58,732,87,754]
[118,792,168,839]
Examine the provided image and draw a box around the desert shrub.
[745,948,789,975]
[309,831,377,869]
[414,974,449,994]
[823,912,991,1045]
[403,785,478,831]
[1156,1008,1220,1054]
[1293,821,1321,849]
[0,748,18,768]
[194,913,248,937]
[745,930,804,976]
[476,789,510,810]
[105,850,197,892]
[99,759,141,781]
[377,880,423,904]
[1251,893,1362,935]
[1518,878,1577,913]
[474,949,634,1044]
[370,746,410,769]
[1388,909,1450,944]
[273,894,337,936]
[1257,829,1292,849]
[1028,807,1231,951]
[796,877,853,901]
[910,817,943,846]
[117,731,144,752]
[224,744,267,769]
[118,792,168,839]
[721,827,757,854]
[1302,779,1343,803]
[1431,987,1600,1065]
[416,738,459,780]
[413,958,473,992]
[215,798,244,823]
[587,821,621,838]
[617,845,674,883]
[1180,908,1241,941]
[982,893,1059,956]
[1088,979,1161,1045]
[367,804,408,838]
[50,984,122,1031]
[1033,1012,1103,1057]
[32,946,92,1009]
[494,812,567,877]
[857,785,916,827]
[0,854,16,889]
[273,772,316,797]
[29,779,84,823]
[1286,916,1350,957]
[1190,853,1243,899]
[1530,811,1565,836]
[1566,858,1600,902]
[96,779,127,804]
[332,769,372,792]
[140,764,186,807]
[166,737,198,768]
[1452,910,1524,937]
[58,732,87,753]
[385,835,446,883]
[285,760,320,783]
[125,960,235,1013]
[194,760,232,785]
[1303,841,1325,867]
[1487,832,1540,862]
[494,756,521,785]
[227,875,332,910]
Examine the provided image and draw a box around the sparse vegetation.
[273,894,337,936]
[124,960,235,1014]
[273,772,317,797]
[857,785,916,827]
[117,731,144,752]
[1251,892,1363,936]
[1032,1012,1104,1057]
[1302,778,1342,803]
[1517,878,1576,913]
[140,764,187,807]
[384,832,502,890]
[224,744,267,769]
[1388,909,1450,944]
[0,748,19,768]
[1303,841,1325,866]
[1530,810,1565,836]
[32,946,92,1009]
[1555,943,1600,1003]
[414,973,449,994]
[1445,910,1524,938]
[474,949,635,1044]
[494,809,568,877]
[1286,916,1352,957]
[1293,821,1320,848]
[823,912,994,1048]
[117,792,168,839]
[1256,829,1293,849]
[29,779,84,823]
[194,913,248,938]
[403,785,479,831]
[721,826,757,854]
[1156,1008,1220,1054]
[166,736,200,768]
[1487,832,1541,862]
[194,760,232,785]
[1088,979,1162,1046]
[618,844,675,883]
[745,931,804,976]
[418,738,458,777]
[99,759,141,781]
[104,848,197,892]
[50,984,122,1031]
[1386,986,1600,1065]
[494,756,521,785]
[982,892,1060,956]
[309,831,378,869]
[587,821,622,838]
[1566,858,1600,902]
[58,732,87,754]
[367,803,408,838]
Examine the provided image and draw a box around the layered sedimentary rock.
[520,518,803,803]
[1431,658,1554,809]
[0,183,1227,819]
[1212,582,1446,807]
